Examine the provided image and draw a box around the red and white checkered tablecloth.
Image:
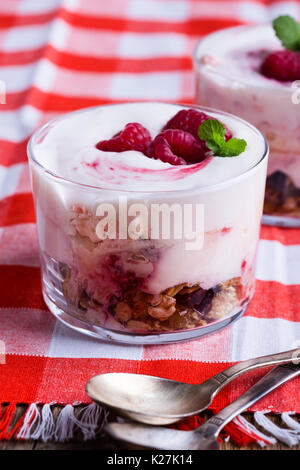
[0,0,300,445]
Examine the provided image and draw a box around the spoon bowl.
[86,372,211,425]
[105,421,220,450]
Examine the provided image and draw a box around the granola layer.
[60,263,245,332]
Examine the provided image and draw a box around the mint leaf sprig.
[273,15,300,51]
[198,119,247,158]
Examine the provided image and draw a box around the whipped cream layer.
[31,102,265,192]
[195,24,300,187]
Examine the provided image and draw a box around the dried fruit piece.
[115,301,132,322]
[178,286,216,317]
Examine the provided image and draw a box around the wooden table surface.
[0,405,299,451]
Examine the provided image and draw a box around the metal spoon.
[86,348,300,425]
[105,362,300,450]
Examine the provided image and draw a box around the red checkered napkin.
[0,0,300,446]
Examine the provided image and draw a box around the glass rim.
[193,23,293,94]
[27,102,269,195]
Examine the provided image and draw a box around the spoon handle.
[204,348,300,399]
[202,363,300,438]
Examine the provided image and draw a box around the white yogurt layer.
[31,102,265,192]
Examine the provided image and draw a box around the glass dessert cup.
[194,24,300,227]
[28,103,268,344]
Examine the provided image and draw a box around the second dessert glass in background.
[194,24,300,227]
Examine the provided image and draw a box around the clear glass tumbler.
[28,103,268,344]
[194,24,300,227]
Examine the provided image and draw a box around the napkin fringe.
[0,403,17,439]
[0,403,299,447]
[16,402,107,442]
[228,415,277,447]
[254,412,300,447]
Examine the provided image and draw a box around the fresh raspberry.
[96,122,152,154]
[261,50,300,81]
[163,109,232,144]
[147,129,206,166]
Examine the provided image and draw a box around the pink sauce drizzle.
[82,156,213,184]
[221,227,232,235]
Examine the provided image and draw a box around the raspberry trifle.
[194,15,300,225]
[28,102,268,344]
